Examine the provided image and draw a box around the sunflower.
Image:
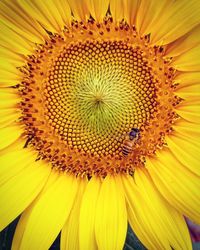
[0,0,200,249]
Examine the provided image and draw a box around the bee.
[122,128,140,157]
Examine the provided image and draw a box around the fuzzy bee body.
[122,128,140,157]
[122,140,134,156]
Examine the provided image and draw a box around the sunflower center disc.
[47,40,157,154]
[20,20,179,177]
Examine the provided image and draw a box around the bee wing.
[116,133,129,142]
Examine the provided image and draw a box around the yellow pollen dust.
[18,18,180,177]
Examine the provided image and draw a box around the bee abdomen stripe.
[122,149,130,153]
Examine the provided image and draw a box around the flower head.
[0,0,200,249]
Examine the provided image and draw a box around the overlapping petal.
[61,178,87,250]
[67,0,89,22]
[0,160,51,230]
[166,24,200,57]
[79,177,101,250]
[122,169,192,250]
[0,20,33,56]
[13,172,78,250]
[18,0,72,33]
[165,129,200,176]
[0,62,22,87]
[0,0,47,43]
[175,100,200,124]
[146,148,200,224]
[110,0,124,22]
[172,44,200,71]
[0,125,23,150]
[0,147,36,185]
[175,83,200,101]
[95,175,127,250]
[86,0,109,22]
[0,87,21,128]
[142,0,200,45]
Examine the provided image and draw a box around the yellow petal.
[0,88,20,109]
[144,0,200,45]
[18,173,78,250]
[165,132,200,176]
[0,0,47,44]
[0,125,23,150]
[134,169,191,249]
[175,72,200,87]
[146,149,200,224]
[0,20,33,56]
[0,160,51,230]
[12,205,32,250]
[175,82,200,100]
[68,0,89,21]
[18,0,72,33]
[110,0,124,22]
[86,0,109,22]
[79,177,101,250]
[0,136,25,155]
[61,178,87,250]
[52,0,72,27]
[0,62,22,87]
[95,175,127,250]
[123,0,140,26]
[12,170,59,250]
[173,119,200,139]
[136,0,168,36]
[0,53,24,68]
[0,109,21,129]
[0,146,36,185]
[122,174,158,249]
[122,170,192,250]
[171,44,200,71]
[166,24,200,57]
[176,102,200,124]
